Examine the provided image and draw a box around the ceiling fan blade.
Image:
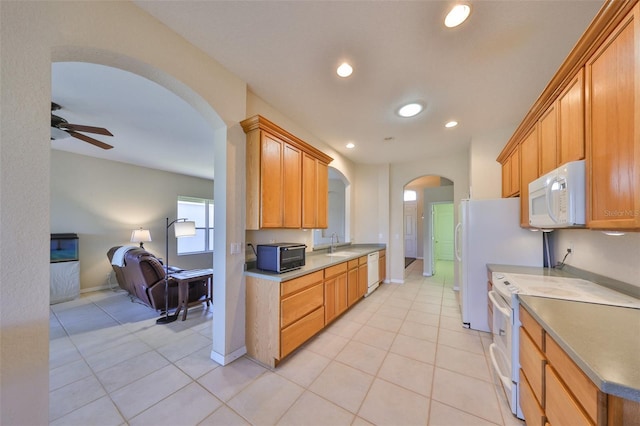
[60,123,113,136]
[68,131,114,150]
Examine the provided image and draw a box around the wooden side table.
[171,268,213,321]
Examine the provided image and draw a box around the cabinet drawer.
[348,259,359,269]
[281,282,324,328]
[325,262,347,278]
[520,306,544,349]
[520,369,545,426]
[281,270,323,297]
[280,306,324,358]
[545,364,594,426]
[358,255,368,265]
[520,327,545,404]
[545,334,598,422]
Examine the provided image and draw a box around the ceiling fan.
[50,102,114,150]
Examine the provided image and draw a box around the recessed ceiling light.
[346,142,355,149]
[337,62,353,78]
[445,120,458,128]
[398,103,424,118]
[445,4,471,28]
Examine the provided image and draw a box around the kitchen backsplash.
[553,229,640,287]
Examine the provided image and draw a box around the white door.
[404,201,417,258]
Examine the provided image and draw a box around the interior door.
[404,201,417,258]
[433,203,454,261]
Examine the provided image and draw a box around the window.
[177,196,214,254]
[404,190,417,201]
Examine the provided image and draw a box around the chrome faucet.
[330,232,338,253]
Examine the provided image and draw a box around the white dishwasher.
[365,251,380,296]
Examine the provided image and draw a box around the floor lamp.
[157,217,196,325]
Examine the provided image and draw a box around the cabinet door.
[502,149,520,198]
[283,143,302,228]
[585,4,640,229]
[316,161,329,228]
[558,69,585,165]
[347,266,359,306]
[324,277,337,324]
[260,133,284,228]
[520,127,539,227]
[358,263,368,298]
[302,153,317,229]
[545,365,594,426]
[539,103,558,175]
[336,272,348,316]
[378,253,385,284]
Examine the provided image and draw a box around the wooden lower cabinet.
[325,262,348,324]
[520,369,545,426]
[357,261,367,298]
[246,252,383,367]
[519,305,640,426]
[378,250,386,284]
[546,364,594,426]
[347,259,359,306]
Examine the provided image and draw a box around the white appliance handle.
[454,222,462,261]
[489,343,512,392]
[546,177,560,224]
[488,291,511,318]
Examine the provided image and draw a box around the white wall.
[388,150,470,284]
[51,150,214,291]
[553,230,640,287]
[0,2,247,423]
[353,164,390,245]
[469,125,516,199]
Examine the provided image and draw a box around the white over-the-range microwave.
[529,160,586,228]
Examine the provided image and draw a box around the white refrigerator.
[455,198,542,332]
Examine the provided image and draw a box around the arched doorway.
[403,175,454,283]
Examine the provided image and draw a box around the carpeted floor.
[404,257,416,268]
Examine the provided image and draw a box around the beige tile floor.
[49,260,525,425]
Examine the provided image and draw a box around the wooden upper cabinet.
[558,69,585,165]
[539,103,558,175]
[520,127,540,227]
[241,115,333,230]
[259,133,286,228]
[283,143,302,228]
[256,133,300,229]
[502,147,520,198]
[302,154,329,229]
[585,4,640,230]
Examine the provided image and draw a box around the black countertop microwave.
[256,243,306,273]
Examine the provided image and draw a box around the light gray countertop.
[245,244,385,282]
[519,295,640,402]
[487,264,640,402]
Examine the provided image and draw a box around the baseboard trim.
[211,346,246,366]
[423,272,433,277]
[81,284,118,294]
[389,278,405,284]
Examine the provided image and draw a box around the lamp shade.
[130,228,152,243]
[174,220,196,237]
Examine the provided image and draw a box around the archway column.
[211,124,247,364]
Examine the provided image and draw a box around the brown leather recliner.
[107,246,208,312]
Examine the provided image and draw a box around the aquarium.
[50,233,79,263]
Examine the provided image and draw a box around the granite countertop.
[245,244,385,282]
[487,264,640,402]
